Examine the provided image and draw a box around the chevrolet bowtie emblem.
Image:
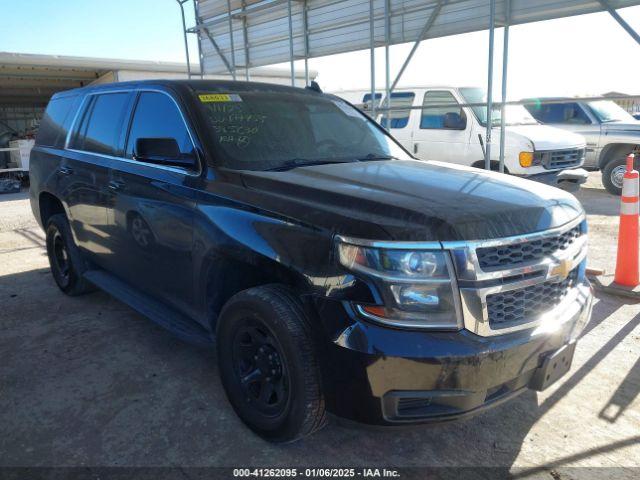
[551,259,572,279]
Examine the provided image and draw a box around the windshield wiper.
[357,153,395,161]
[265,158,353,172]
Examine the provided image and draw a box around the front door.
[412,90,471,165]
[107,90,200,316]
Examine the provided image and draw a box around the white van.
[335,86,588,191]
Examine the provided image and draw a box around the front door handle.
[413,143,418,154]
[58,166,74,175]
[108,180,125,191]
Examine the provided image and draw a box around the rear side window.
[70,92,130,156]
[527,102,591,125]
[35,96,78,148]
[362,92,382,113]
[421,91,464,129]
[380,92,415,129]
[125,92,195,161]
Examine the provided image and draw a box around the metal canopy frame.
[184,0,640,171]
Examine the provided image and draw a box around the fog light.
[519,151,534,167]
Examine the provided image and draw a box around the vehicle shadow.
[0,265,637,474]
[0,189,28,203]
[574,186,619,216]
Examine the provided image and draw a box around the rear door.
[413,89,471,164]
[107,89,201,315]
[63,91,134,266]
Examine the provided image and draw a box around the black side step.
[84,270,214,348]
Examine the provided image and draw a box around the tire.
[602,156,635,195]
[45,214,94,296]
[216,284,326,442]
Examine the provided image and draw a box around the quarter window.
[70,92,130,155]
[125,92,195,165]
[420,91,464,129]
[36,95,78,148]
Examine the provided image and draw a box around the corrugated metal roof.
[0,52,315,106]
[197,0,640,74]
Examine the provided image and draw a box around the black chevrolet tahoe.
[30,80,593,442]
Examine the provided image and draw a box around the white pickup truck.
[336,86,588,191]
[523,98,640,195]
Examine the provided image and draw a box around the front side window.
[70,92,130,155]
[527,102,591,125]
[197,92,411,171]
[420,91,464,129]
[380,92,415,129]
[125,92,196,166]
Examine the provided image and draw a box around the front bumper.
[316,281,593,425]
[524,168,589,192]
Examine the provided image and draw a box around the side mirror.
[133,137,194,167]
[443,112,466,130]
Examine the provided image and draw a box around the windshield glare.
[459,87,538,126]
[197,92,410,171]
[587,100,635,123]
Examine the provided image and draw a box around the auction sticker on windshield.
[199,93,243,103]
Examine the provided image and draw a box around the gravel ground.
[0,173,638,478]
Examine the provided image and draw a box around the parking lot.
[0,172,638,477]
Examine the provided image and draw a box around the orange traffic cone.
[614,154,639,287]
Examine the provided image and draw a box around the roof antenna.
[305,81,323,93]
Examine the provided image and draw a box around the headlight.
[337,240,462,330]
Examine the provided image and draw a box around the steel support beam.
[498,0,510,173]
[287,0,295,86]
[227,0,237,80]
[176,0,192,78]
[202,27,235,76]
[484,0,496,171]
[389,1,444,93]
[599,0,640,45]
[369,0,376,118]
[242,0,250,80]
[302,0,310,85]
[193,0,204,77]
[384,0,391,131]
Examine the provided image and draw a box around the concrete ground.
[0,173,638,478]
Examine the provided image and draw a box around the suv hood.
[240,160,583,242]
[507,125,585,151]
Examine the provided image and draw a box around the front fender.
[190,201,376,327]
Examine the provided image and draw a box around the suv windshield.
[587,100,635,123]
[459,87,538,126]
[196,91,411,171]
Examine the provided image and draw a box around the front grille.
[487,268,579,327]
[537,148,585,170]
[476,225,582,271]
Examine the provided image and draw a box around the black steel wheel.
[50,228,71,288]
[232,319,290,417]
[45,214,94,296]
[216,285,326,442]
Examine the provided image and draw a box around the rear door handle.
[108,180,125,191]
[58,166,73,175]
[413,143,418,154]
